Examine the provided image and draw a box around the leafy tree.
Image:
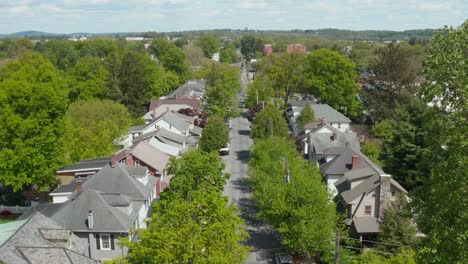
[195,34,220,58]
[204,63,241,118]
[174,37,188,48]
[378,193,417,253]
[296,103,315,129]
[365,43,418,122]
[63,100,132,163]
[118,51,165,116]
[249,137,337,257]
[122,189,249,264]
[219,44,238,64]
[164,150,228,201]
[183,45,204,67]
[67,56,110,102]
[304,49,361,117]
[0,52,68,190]
[149,38,189,80]
[352,249,416,264]
[1,38,34,58]
[76,39,118,59]
[251,105,289,140]
[361,139,384,167]
[35,39,79,71]
[245,73,275,109]
[261,52,306,106]
[240,35,256,60]
[199,115,229,153]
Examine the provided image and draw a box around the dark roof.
[340,174,381,204]
[56,157,111,173]
[288,102,351,123]
[309,130,360,159]
[321,147,385,176]
[167,79,206,99]
[0,212,98,264]
[50,178,88,194]
[352,217,380,233]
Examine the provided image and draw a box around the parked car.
[219,144,230,156]
[274,253,293,264]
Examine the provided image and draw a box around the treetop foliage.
[199,115,229,153]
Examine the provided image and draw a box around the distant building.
[264,44,273,55]
[287,44,307,54]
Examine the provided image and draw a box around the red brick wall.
[287,44,307,54]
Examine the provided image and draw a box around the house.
[112,141,170,177]
[305,121,361,164]
[132,130,181,157]
[321,146,384,196]
[0,211,99,264]
[55,157,111,185]
[167,79,206,100]
[287,44,307,54]
[334,164,407,239]
[286,101,351,133]
[119,111,202,148]
[50,178,88,204]
[22,164,157,262]
[147,98,202,120]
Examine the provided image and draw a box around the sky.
[0,0,466,34]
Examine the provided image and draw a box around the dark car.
[274,253,293,264]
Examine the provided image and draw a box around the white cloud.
[418,2,452,10]
[239,0,269,9]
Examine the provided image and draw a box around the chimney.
[332,132,337,141]
[379,175,392,218]
[111,155,116,168]
[319,117,325,126]
[87,210,94,229]
[125,148,133,166]
[76,179,83,193]
[166,106,170,113]
[351,155,359,169]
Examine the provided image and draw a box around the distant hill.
[0,28,438,41]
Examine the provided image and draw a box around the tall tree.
[183,45,204,67]
[240,35,256,61]
[149,38,189,80]
[219,44,238,64]
[378,193,417,253]
[365,43,418,122]
[199,115,229,153]
[0,52,68,190]
[63,100,132,163]
[67,56,110,102]
[413,21,468,264]
[163,150,228,201]
[35,39,79,71]
[195,34,220,58]
[122,189,249,264]
[249,137,337,258]
[296,103,315,129]
[251,105,289,140]
[305,49,362,117]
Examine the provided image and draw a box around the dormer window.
[365,205,372,215]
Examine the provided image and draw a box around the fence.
[0,204,31,214]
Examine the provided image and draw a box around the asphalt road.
[222,66,282,264]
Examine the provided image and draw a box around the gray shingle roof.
[309,131,360,159]
[167,79,206,99]
[56,157,111,173]
[340,174,381,204]
[172,111,196,123]
[321,147,385,176]
[0,212,98,264]
[161,111,191,133]
[130,141,170,172]
[311,104,351,123]
[352,217,380,233]
[189,125,203,135]
[51,178,89,194]
[149,98,201,112]
[157,127,187,144]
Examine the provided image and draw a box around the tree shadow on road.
[238,129,250,136]
[236,150,250,164]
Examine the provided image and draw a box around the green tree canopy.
[296,103,315,129]
[0,52,68,190]
[35,39,79,71]
[251,105,289,140]
[164,150,228,201]
[203,63,241,118]
[304,49,362,117]
[122,189,249,264]
[240,35,256,60]
[249,136,337,257]
[195,34,220,58]
[63,100,132,163]
[199,115,229,153]
[219,44,238,64]
[67,56,110,102]
[149,38,189,80]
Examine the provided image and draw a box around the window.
[100,234,111,250]
[338,123,341,129]
[364,205,372,215]
[135,160,140,167]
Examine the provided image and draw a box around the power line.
[341,236,411,248]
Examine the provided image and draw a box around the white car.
[219,144,230,156]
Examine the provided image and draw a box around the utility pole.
[256,89,259,104]
[334,229,340,264]
[284,157,290,184]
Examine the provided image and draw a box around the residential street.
[222,66,282,264]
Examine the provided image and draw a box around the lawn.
[0,214,20,224]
